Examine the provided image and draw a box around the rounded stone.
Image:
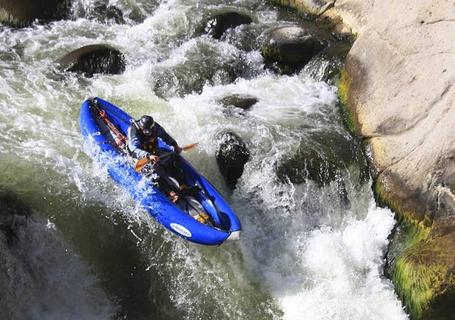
[0,0,71,26]
[217,94,258,110]
[204,11,253,39]
[57,44,126,77]
[215,131,250,188]
[261,26,325,72]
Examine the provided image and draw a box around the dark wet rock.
[204,11,253,39]
[215,131,250,188]
[57,44,126,77]
[218,94,258,110]
[276,146,339,186]
[221,23,261,52]
[303,55,344,84]
[0,0,71,26]
[261,26,325,74]
[275,130,368,187]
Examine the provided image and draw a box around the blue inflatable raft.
[79,97,241,245]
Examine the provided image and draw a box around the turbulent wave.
[0,0,408,319]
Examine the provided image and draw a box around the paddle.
[134,142,198,173]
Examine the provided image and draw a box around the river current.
[0,0,408,319]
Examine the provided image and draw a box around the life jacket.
[133,120,157,154]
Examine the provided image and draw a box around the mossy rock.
[388,221,455,320]
[335,68,359,134]
[378,173,455,320]
[57,44,126,77]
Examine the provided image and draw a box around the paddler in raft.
[127,115,184,202]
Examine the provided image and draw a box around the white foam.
[264,202,407,320]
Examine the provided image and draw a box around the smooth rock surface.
[339,0,455,318]
[57,44,126,77]
[204,11,252,39]
[345,1,455,225]
[0,0,71,26]
[261,26,325,73]
[272,0,335,16]
[217,94,258,110]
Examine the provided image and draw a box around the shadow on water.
[0,157,183,319]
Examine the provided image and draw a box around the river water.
[0,0,408,319]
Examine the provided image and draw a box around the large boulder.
[323,0,455,318]
[204,11,253,39]
[215,131,250,188]
[277,0,455,317]
[0,0,71,26]
[57,44,126,77]
[261,26,325,73]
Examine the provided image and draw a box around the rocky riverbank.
[273,0,455,319]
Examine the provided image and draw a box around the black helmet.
[138,115,155,136]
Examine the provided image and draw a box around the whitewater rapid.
[0,0,408,319]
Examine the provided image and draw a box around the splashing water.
[0,0,408,319]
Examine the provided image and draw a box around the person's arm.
[127,125,150,159]
[154,122,179,150]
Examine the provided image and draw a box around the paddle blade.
[135,157,150,173]
[182,142,198,151]
[134,142,197,173]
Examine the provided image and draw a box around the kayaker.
[127,115,183,201]
[127,115,182,159]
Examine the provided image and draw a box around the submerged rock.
[151,40,250,98]
[261,26,325,74]
[215,131,250,188]
[88,0,125,24]
[275,130,368,187]
[57,44,126,77]
[105,6,124,24]
[217,94,258,110]
[0,0,71,26]
[204,11,253,39]
[276,146,340,187]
